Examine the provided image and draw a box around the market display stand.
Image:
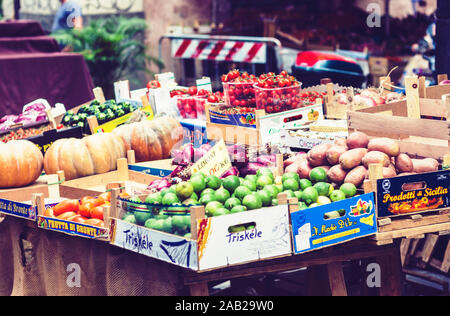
[182,238,403,296]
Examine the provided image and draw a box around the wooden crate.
[58,158,159,199]
[348,77,450,161]
[0,175,53,222]
[109,189,294,271]
[363,163,450,246]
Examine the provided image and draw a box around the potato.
[334,138,348,147]
[395,153,413,173]
[412,158,439,174]
[297,160,313,179]
[327,165,348,184]
[339,148,368,170]
[317,165,331,173]
[346,132,369,149]
[344,166,368,188]
[383,165,398,178]
[284,152,307,168]
[307,143,332,167]
[362,151,391,168]
[285,162,300,174]
[368,138,400,157]
[326,145,348,165]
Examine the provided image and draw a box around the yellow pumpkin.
[0,140,44,188]
[44,133,126,180]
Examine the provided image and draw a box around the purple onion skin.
[256,155,276,166]
[239,163,265,177]
[221,167,239,178]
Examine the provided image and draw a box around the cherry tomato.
[79,203,93,218]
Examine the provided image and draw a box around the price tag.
[191,140,231,177]
[196,77,212,93]
[114,80,131,102]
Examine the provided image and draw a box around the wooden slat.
[405,76,421,119]
[327,262,347,296]
[420,234,439,263]
[348,111,449,140]
[400,239,411,267]
[378,209,450,233]
[419,98,449,117]
[425,83,450,99]
[398,139,450,160]
[441,241,450,273]
[374,222,450,242]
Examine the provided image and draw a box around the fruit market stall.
[0,65,449,297]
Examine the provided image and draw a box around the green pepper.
[97,113,107,124]
[116,109,125,117]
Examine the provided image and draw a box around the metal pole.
[385,0,390,38]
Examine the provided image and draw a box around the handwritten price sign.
[191,140,232,177]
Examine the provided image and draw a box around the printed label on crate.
[110,218,198,270]
[191,139,232,177]
[197,205,291,270]
[180,119,208,148]
[95,105,154,133]
[377,170,450,218]
[209,109,257,128]
[37,216,109,240]
[28,126,83,155]
[280,132,334,150]
[259,105,324,145]
[0,199,36,221]
[291,193,377,254]
[128,165,173,178]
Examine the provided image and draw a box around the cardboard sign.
[191,140,231,177]
[0,199,37,221]
[259,105,324,145]
[37,216,109,240]
[291,193,378,254]
[377,170,450,218]
[197,205,291,270]
[110,218,198,270]
[28,126,83,155]
[114,80,131,102]
[196,77,212,93]
[279,130,336,150]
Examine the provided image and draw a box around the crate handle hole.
[228,221,257,234]
[324,209,346,220]
[402,181,426,192]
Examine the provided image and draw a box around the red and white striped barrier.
[171,39,267,64]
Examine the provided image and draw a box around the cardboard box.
[291,193,378,255]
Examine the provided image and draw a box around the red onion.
[221,167,239,178]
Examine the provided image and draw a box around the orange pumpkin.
[0,140,44,188]
[113,116,183,163]
[44,133,126,180]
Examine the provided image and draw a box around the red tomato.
[57,212,78,221]
[54,200,80,217]
[188,86,198,96]
[146,80,161,89]
[43,208,55,218]
[89,206,104,220]
[98,192,111,203]
[67,215,88,224]
[85,219,105,228]
[79,203,93,218]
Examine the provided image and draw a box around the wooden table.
[183,238,404,296]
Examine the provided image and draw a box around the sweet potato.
[368,138,400,157]
[412,158,439,174]
[339,148,368,170]
[344,166,368,188]
[284,153,307,168]
[346,132,369,149]
[307,143,332,167]
[327,165,348,184]
[326,145,348,165]
[395,153,413,173]
[297,160,313,179]
[362,151,391,168]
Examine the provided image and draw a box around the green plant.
[53,16,163,98]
